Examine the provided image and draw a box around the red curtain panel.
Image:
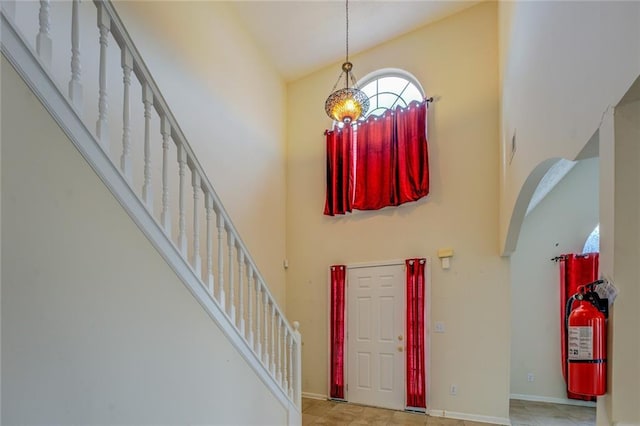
[329,265,347,399]
[324,127,353,216]
[395,101,430,204]
[406,258,427,409]
[559,253,599,401]
[352,110,397,210]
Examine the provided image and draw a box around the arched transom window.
[359,70,425,119]
[583,224,600,254]
[324,69,430,216]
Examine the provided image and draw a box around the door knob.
[398,335,403,341]
[398,346,404,352]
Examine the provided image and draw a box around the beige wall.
[113,1,288,307]
[1,57,287,425]
[609,93,640,425]
[286,3,510,420]
[499,2,640,424]
[596,85,640,426]
[499,1,640,425]
[8,0,288,307]
[510,158,599,401]
[498,1,640,255]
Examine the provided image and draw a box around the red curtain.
[329,265,347,399]
[324,100,430,215]
[406,258,426,409]
[353,110,397,210]
[559,253,599,401]
[395,101,430,204]
[324,127,353,216]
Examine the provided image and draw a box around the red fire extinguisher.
[565,280,608,396]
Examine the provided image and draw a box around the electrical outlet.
[435,321,445,333]
[527,373,535,382]
[450,384,457,396]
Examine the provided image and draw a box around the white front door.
[347,264,405,410]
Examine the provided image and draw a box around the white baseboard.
[428,408,511,425]
[510,393,596,407]
[302,392,328,400]
[426,408,444,417]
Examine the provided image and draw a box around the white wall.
[499,1,640,255]
[111,1,288,308]
[608,91,640,425]
[510,158,599,401]
[1,57,287,425]
[286,3,511,422]
[499,3,640,424]
[7,0,287,306]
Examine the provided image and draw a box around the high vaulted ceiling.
[229,1,479,81]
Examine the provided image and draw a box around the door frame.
[327,258,431,410]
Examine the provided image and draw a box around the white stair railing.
[0,0,301,419]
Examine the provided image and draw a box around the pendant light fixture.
[324,0,369,124]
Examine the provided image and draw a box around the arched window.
[324,69,430,216]
[358,69,425,119]
[582,225,600,254]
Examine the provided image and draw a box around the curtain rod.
[324,96,434,133]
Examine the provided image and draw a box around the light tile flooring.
[509,399,595,426]
[302,398,596,426]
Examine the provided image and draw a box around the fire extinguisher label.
[568,326,593,360]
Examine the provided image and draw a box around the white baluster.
[160,115,171,233]
[192,171,201,276]
[293,321,302,407]
[227,232,235,322]
[177,144,187,255]
[217,213,225,309]
[142,83,153,210]
[36,0,52,67]
[255,280,261,358]
[277,316,283,384]
[95,4,110,147]
[263,288,269,366]
[120,47,133,181]
[270,303,276,375]
[238,249,245,337]
[205,192,214,295]
[68,0,82,112]
[2,0,16,20]
[247,266,254,348]
[283,327,289,392]
[288,328,294,398]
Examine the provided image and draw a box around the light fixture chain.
[345,0,349,63]
[349,71,358,88]
[330,71,344,93]
[325,0,369,123]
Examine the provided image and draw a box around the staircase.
[0,0,301,423]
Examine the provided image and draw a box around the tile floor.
[509,399,595,426]
[301,397,596,426]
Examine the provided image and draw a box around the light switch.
[441,257,451,269]
[435,321,445,333]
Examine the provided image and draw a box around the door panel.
[379,297,394,341]
[347,264,405,410]
[357,353,371,389]
[379,354,394,390]
[357,297,371,340]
